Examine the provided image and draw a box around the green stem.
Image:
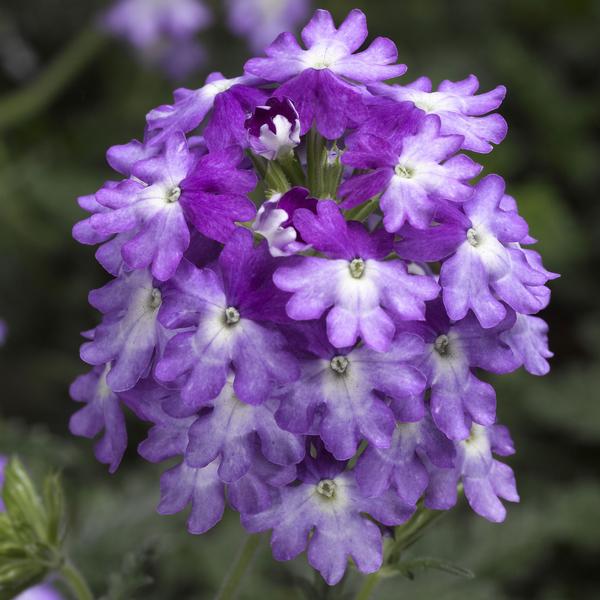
[215,534,261,600]
[306,128,325,195]
[354,571,381,600]
[388,506,446,564]
[59,560,94,600]
[0,28,106,133]
[277,151,306,187]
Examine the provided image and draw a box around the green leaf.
[1,458,47,546]
[43,471,66,547]
[393,557,475,581]
[0,557,46,600]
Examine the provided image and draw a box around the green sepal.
[264,161,291,195]
[276,151,306,187]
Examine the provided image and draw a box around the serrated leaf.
[393,557,475,581]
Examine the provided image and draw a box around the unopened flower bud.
[245,97,301,160]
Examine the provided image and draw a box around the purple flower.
[75,139,255,278]
[185,375,305,482]
[275,323,426,460]
[396,175,558,328]
[226,0,310,52]
[426,423,519,523]
[242,450,414,585]
[73,187,134,276]
[371,75,507,153]
[77,133,195,281]
[252,186,317,256]
[245,9,406,138]
[156,230,299,414]
[441,178,557,327]
[340,114,482,230]
[400,299,519,440]
[101,0,212,79]
[500,314,553,376]
[14,585,63,600]
[245,97,301,160]
[146,72,265,148]
[70,5,553,577]
[178,147,258,243]
[273,200,439,351]
[355,415,455,506]
[0,319,7,346]
[246,9,405,85]
[159,443,296,534]
[69,365,127,473]
[80,269,168,392]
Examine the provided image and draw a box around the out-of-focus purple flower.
[371,75,507,153]
[245,9,406,138]
[243,449,415,585]
[0,319,7,346]
[156,230,299,414]
[252,187,317,256]
[14,584,63,600]
[101,0,212,79]
[226,0,310,52]
[274,200,439,351]
[246,97,301,160]
[425,423,519,522]
[340,113,482,230]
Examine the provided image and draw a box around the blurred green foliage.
[0,0,599,598]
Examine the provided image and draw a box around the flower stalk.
[214,534,261,600]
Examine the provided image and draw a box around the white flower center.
[167,186,181,203]
[467,228,480,247]
[395,164,414,178]
[349,258,366,279]
[149,288,162,309]
[434,334,450,355]
[224,306,241,325]
[330,355,349,374]
[316,479,337,499]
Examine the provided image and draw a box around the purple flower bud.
[252,186,317,256]
[245,97,301,160]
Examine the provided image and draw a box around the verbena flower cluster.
[71,8,556,584]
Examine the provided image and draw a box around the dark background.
[0,0,599,598]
